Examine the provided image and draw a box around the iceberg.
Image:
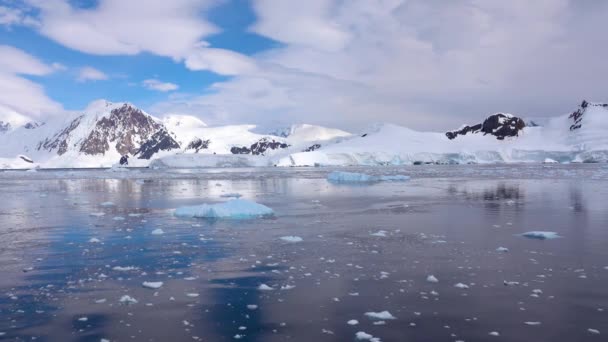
[327,171,410,183]
[174,199,274,219]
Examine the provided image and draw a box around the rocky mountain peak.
[446,113,525,140]
[568,100,608,131]
[0,121,10,133]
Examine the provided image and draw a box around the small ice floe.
[355,331,381,341]
[89,238,101,243]
[370,230,388,237]
[347,320,359,325]
[327,171,409,183]
[426,275,439,283]
[524,321,542,326]
[280,285,296,290]
[246,304,258,310]
[258,284,274,291]
[119,295,138,305]
[364,311,396,320]
[543,158,558,164]
[489,331,500,336]
[78,317,88,322]
[174,199,274,219]
[186,293,200,298]
[142,281,164,289]
[100,202,115,207]
[496,247,509,253]
[89,212,105,217]
[454,283,469,289]
[504,281,520,286]
[280,236,303,243]
[151,229,165,235]
[520,231,561,240]
[113,216,125,221]
[587,329,600,335]
[128,213,142,217]
[112,266,138,272]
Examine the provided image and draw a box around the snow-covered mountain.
[0,100,353,168]
[1,99,607,169]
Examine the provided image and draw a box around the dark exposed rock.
[568,100,608,131]
[231,137,289,155]
[0,121,11,133]
[361,133,368,137]
[304,144,321,152]
[18,155,33,163]
[446,113,525,140]
[80,104,165,156]
[119,155,129,165]
[24,122,43,129]
[134,129,180,160]
[185,137,210,153]
[37,115,84,155]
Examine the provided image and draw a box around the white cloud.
[76,67,108,82]
[184,47,257,75]
[155,0,608,130]
[142,79,179,92]
[0,45,62,120]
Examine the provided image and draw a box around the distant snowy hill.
[0,100,353,168]
[1,99,607,169]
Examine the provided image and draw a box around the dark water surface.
[1,165,607,341]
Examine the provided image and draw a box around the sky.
[0,0,607,131]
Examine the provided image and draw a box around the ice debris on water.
[454,283,469,289]
[142,281,164,289]
[327,171,409,183]
[496,247,509,252]
[174,199,274,219]
[347,319,359,325]
[258,284,274,291]
[520,231,561,240]
[119,295,138,305]
[364,311,396,320]
[151,229,165,235]
[355,331,381,341]
[88,237,101,243]
[426,275,439,283]
[280,236,303,243]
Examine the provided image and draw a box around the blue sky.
[0,0,277,111]
[1,0,607,130]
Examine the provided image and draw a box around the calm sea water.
[0,165,607,341]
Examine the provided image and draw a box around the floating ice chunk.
[186,293,199,298]
[543,158,558,164]
[355,331,381,341]
[246,304,258,310]
[588,329,600,335]
[78,317,88,322]
[347,319,359,325]
[89,212,105,217]
[378,175,410,182]
[100,202,115,207]
[504,281,520,286]
[119,295,138,305]
[280,285,296,290]
[365,311,396,320]
[174,199,274,219]
[89,238,101,243]
[426,275,439,283]
[328,171,377,183]
[521,231,561,240]
[280,236,303,243]
[112,266,138,272]
[496,247,509,252]
[113,216,125,221]
[489,331,500,336]
[142,281,164,289]
[454,283,469,289]
[370,230,388,237]
[524,321,542,326]
[328,171,410,183]
[151,229,165,235]
[258,284,274,291]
